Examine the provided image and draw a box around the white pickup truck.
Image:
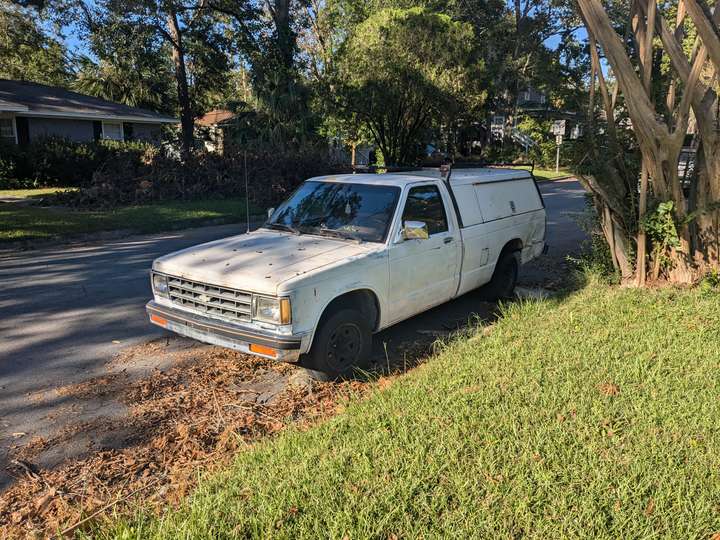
[147,167,546,378]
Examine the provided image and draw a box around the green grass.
[96,281,720,538]
[511,166,573,181]
[0,198,253,242]
[0,187,77,198]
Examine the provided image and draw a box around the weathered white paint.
[151,168,547,357]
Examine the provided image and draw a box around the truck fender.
[305,287,383,354]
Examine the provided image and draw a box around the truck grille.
[166,276,252,323]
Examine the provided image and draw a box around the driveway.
[0,178,587,490]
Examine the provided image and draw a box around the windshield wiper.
[265,222,301,235]
[314,227,363,242]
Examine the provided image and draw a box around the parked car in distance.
[147,167,547,378]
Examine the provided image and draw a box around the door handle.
[444,237,454,244]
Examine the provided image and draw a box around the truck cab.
[147,167,546,378]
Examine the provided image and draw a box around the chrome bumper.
[146,301,302,362]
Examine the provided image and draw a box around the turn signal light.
[150,314,168,327]
[250,343,278,358]
[279,298,292,325]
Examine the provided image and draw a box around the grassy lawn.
[510,166,573,181]
[96,280,720,538]
[0,198,254,243]
[0,187,77,198]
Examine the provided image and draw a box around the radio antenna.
[244,150,251,233]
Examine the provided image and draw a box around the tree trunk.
[167,10,194,159]
[692,142,720,266]
[578,174,635,279]
[269,0,294,71]
[633,0,655,286]
[577,0,701,283]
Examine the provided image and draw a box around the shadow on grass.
[352,264,593,382]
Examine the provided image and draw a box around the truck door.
[387,183,460,323]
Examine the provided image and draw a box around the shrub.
[0,137,154,189]
[53,143,348,209]
[566,195,621,283]
[0,142,19,186]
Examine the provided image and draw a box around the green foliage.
[641,200,681,272]
[73,15,177,114]
[330,7,485,165]
[0,138,153,189]
[642,201,680,249]
[0,5,73,86]
[567,196,620,283]
[49,144,345,209]
[699,269,720,293]
[483,116,583,169]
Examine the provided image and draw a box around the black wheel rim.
[327,322,362,371]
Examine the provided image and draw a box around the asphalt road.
[0,178,587,486]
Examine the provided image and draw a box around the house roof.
[0,79,178,124]
[196,109,236,126]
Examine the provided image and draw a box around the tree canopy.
[328,7,484,165]
[1,0,582,160]
[0,4,73,86]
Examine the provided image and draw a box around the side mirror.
[267,207,275,219]
[402,221,429,240]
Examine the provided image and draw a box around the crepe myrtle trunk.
[575,0,720,283]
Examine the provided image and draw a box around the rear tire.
[484,251,519,301]
[301,308,372,380]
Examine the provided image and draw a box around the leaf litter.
[0,339,368,538]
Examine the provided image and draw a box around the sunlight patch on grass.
[0,187,77,198]
[509,166,573,181]
[0,198,252,242]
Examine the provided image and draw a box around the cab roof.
[308,167,532,187]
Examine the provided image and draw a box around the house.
[195,109,237,153]
[517,87,548,110]
[329,138,375,168]
[0,79,177,145]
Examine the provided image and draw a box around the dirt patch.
[0,341,368,538]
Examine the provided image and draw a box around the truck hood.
[153,229,377,295]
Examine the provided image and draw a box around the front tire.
[302,308,372,380]
[484,251,519,301]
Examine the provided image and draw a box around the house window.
[0,117,16,143]
[102,121,124,141]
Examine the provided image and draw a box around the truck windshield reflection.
[266,181,401,243]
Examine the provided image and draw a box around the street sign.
[555,134,563,173]
[551,120,566,136]
[490,115,505,140]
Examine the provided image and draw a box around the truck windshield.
[266,181,401,243]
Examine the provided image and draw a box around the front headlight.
[253,296,291,324]
[152,273,169,297]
